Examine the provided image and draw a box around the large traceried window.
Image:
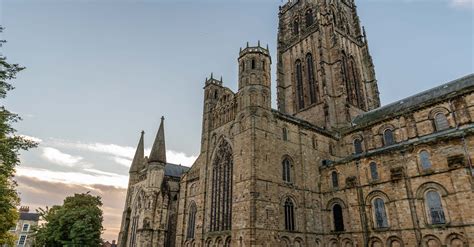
[282,158,292,183]
[426,191,446,225]
[306,53,318,104]
[420,150,432,170]
[295,60,305,109]
[333,204,344,232]
[187,203,197,239]
[383,129,395,146]
[210,140,233,232]
[434,113,449,131]
[284,197,295,231]
[373,198,389,228]
[370,162,379,181]
[129,216,139,247]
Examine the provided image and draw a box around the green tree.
[0,26,37,246]
[34,193,104,247]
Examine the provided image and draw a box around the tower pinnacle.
[149,116,167,163]
[129,131,145,173]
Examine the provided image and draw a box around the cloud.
[18,134,43,143]
[16,166,129,188]
[450,0,473,8]
[41,147,83,167]
[15,176,126,241]
[50,138,197,167]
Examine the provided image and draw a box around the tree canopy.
[0,25,37,246]
[34,193,105,247]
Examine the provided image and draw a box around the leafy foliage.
[34,193,104,247]
[0,26,37,246]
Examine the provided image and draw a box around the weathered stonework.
[118,1,474,246]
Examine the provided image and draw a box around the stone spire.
[148,116,167,163]
[129,131,145,173]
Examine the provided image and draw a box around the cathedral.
[117,0,474,246]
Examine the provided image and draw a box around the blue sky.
[1,0,473,241]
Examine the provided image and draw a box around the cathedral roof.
[352,74,474,128]
[164,163,189,178]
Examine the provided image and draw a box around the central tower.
[277,0,380,129]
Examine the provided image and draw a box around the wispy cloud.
[50,138,197,167]
[16,166,129,188]
[449,0,473,9]
[41,147,83,167]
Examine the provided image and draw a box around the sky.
[1,0,473,242]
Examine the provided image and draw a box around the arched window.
[354,138,363,154]
[383,129,395,146]
[129,216,139,247]
[333,204,344,231]
[331,171,339,188]
[187,203,197,239]
[282,127,288,141]
[420,150,432,170]
[305,9,314,27]
[370,162,379,180]
[306,53,318,104]
[373,198,388,228]
[295,60,304,109]
[282,158,292,183]
[434,113,449,131]
[210,140,233,232]
[293,19,299,35]
[426,191,446,224]
[251,59,256,69]
[284,197,295,231]
[241,61,245,72]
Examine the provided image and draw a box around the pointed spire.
[129,131,145,173]
[149,116,167,163]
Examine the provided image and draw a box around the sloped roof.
[164,163,189,178]
[20,212,39,221]
[352,74,474,128]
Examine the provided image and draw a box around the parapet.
[239,42,270,60]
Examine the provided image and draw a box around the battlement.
[239,42,270,59]
[204,73,223,86]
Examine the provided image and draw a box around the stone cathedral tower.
[277,0,380,129]
[119,0,474,246]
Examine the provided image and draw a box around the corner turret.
[238,42,272,109]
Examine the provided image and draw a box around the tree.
[0,26,37,246]
[34,193,104,247]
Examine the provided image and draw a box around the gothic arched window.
[434,113,449,131]
[373,198,388,228]
[187,203,197,239]
[282,158,292,183]
[293,19,299,35]
[333,204,344,231]
[295,60,304,109]
[354,138,363,154]
[284,197,295,231]
[383,129,395,146]
[331,171,339,188]
[305,9,314,27]
[306,53,318,104]
[426,191,446,224]
[210,140,233,232]
[420,150,432,170]
[369,162,379,180]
